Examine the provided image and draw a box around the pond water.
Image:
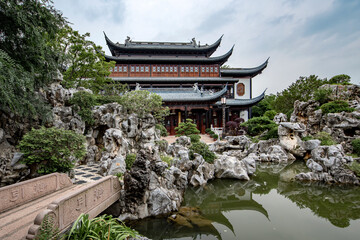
[131,162,360,240]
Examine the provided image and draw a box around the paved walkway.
[161,134,215,144]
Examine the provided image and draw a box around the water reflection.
[131,162,360,239]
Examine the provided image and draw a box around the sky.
[53,0,360,96]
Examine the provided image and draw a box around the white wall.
[234,78,251,99]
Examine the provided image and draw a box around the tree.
[175,119,200,136]
[55,26,115,93]
[271,75,328,114]
[120,90,169,121]
[252,94,276,117]
[0,0,66,119]
[328,74,351,85]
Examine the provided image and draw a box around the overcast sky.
[53,0,360,96]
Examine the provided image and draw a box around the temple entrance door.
[201,113,206,133]
[165,114,178,135]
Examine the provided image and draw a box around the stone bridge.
[0,173,121,240]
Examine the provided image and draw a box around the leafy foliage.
[348,161,360,177]
[0,50,52,122]
[271,75,328,114]
[125,154,136,170]
[263,110,277,121]
[211,134,219,140]
[156,123,169,137]
[189,134,201,143]
[252,95,276,117]
[314,87,332,105]
[69,91,98,125]
[65,213,141,240]
[205,128,211,133]
[315,132,336,146]
[175,119,200,136]
[328,74,351,85]
[160,155,173,167]
[320,100,354,114]
[0,0,65,119]
[351,139,360,155]
[241,116,277,136]
[121,90,169,121]
[189,142,216,164]
[302,136,314,141]
[261,125,279,140]
[55,26,115,93]
[19,127,86,174]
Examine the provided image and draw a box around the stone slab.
[26,175,121,239]
[0,173,72,213]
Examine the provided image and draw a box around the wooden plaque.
[237,83,245,96]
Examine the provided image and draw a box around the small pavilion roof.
[142,84,228,102]
[104,46,233,65]
[220,58,269,78]
[104,32,223,57]
[215,90,266,107]
[110,77,239,83]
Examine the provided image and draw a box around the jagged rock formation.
[295,144,358,184]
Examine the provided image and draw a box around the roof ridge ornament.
[125,36,131,46]
[193,83,199,92]
[135,83,141,90]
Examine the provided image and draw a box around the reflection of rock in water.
[130,179,269,240]
[278,180,360,228]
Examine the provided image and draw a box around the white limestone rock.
[214,155,249,180]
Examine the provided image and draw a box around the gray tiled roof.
[143,85,228,102]
[104,46,233,65]
[220,58,269,78]
[215,90,266,106]
[104,32,223,57]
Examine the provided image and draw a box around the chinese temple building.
[104,33,268,135]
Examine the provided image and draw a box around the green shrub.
[19,127,86,175]
[261,125,278,140]
[189,134,201,143]
[125,153,136,170]
[348,161,360,177]
[320,100,354,114]
[209,130,215,135]
[66,214,140,239]
[175,119,200,136]
[328,74,351,85]
[314,87,332,105]
[263,110,277,121]
[352,139,360,155]
[69,91,97,125]
[302,136,314,141]
[212,134,219,140]
[315,132,336,146]
[160,155,173,167]
[115,172,124,179]
[205,128,211,133]
[156,123,169,137]
[155,139,168,152]
[189,142,216,164]
[241,116,277,136]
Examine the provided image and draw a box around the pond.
[130,162,360,240]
